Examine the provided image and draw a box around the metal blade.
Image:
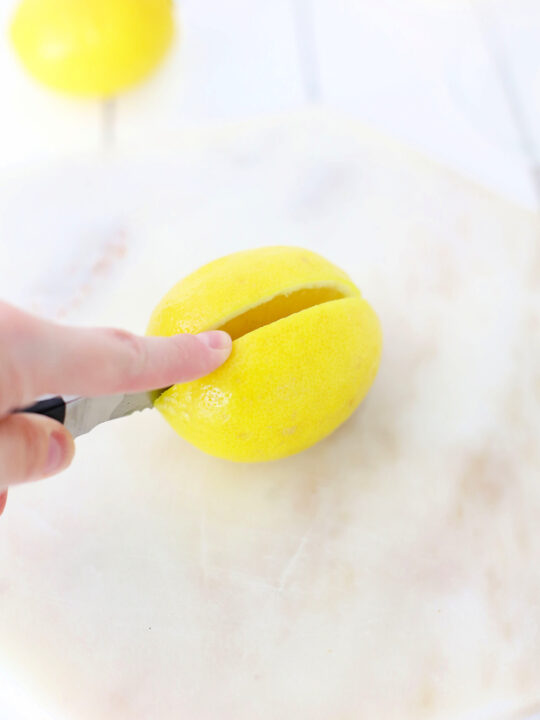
[64,391,155,438]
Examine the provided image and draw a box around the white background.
[1,0,540,210]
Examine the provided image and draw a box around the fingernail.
[44,431,67,476]
[197,331,232,351]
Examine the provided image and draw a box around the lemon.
[147,247,382,462]
[10,0,174,97]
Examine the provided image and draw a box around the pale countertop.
[1,2,540,719]
[0,0,539,210]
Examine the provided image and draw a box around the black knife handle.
[13,396,66,424]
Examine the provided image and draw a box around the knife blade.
[13,389,166,438]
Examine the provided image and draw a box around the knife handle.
[13,396,66,424]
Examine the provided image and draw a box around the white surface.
[1,111,540,720]
[481,0,540,164]
[1,0,539,207]
[311,0,537,208]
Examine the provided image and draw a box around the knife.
[13,390,166,438]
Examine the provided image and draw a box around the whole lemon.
[10,0,174,97]
[147,247,382,462]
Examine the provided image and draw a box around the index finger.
[0,302,231,414]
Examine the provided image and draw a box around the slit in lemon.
[216,286,348,341]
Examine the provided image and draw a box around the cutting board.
[1,110,540,720]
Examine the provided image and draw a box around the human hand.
[0,301,232,515]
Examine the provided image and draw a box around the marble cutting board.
[1,110,540,720]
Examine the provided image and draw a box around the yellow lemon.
[147,247,382,462]
[10,0,174,97]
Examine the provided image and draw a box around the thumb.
[0,414,75,491]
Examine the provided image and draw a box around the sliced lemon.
[147,246,382,462]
